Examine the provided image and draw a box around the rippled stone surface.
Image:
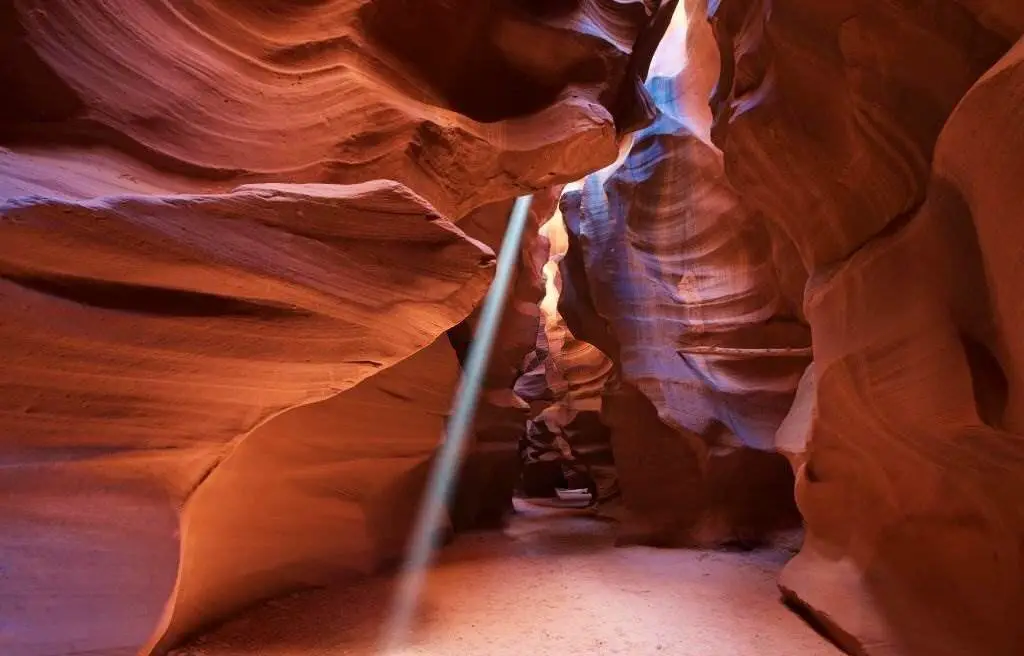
[0,1,674,651]
[555,0,805,545]
[711,0,1024,653]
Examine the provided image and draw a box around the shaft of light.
[379,194,534,654]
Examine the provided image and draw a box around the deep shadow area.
[960,332,1009,428]
[0,0,85,125]
[357,0,608,123]
[1,273,313,319]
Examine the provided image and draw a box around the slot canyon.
[2,0,1023,654]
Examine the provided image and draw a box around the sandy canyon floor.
[169,501,840,656]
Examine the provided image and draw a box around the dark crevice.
[447,318,473,369]
[782,589,864,656]
[3,273,312,319]
[345,360,384,368]
[358,0,584,123]
[0,1,85,126]
[376,387,416,403]
[959,332,1009,429]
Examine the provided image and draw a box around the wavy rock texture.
[0,180,492,453]
[0,1,677,652]
[556,1,805,544]
[446,192,557,529]
[151,334,461,653]
[710,0,1024,653]
[154,195,550,650]
[526,205,619,499]
[0,0,669,215]
[0,179,494,654]
[541,210,617,420]
[560,97,810,450]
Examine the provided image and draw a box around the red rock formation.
[710,0,1024,653]
[543,222,616,423]
[528,204,619,502]
[0,0,664,215]
[0,180,494,653]
[150,335,461,653]
[14,1,1024,654]
[556,0,806,545]
[0,1,677,652]
[446,192,556,529]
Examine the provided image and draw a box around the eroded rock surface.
[710,0,1024,653]
[555,1,805,545]
[0,180,494,653]
[150,335,461,653]
[525,204,619,502]
[10,1,1024,654]
[0,0,671,215]
[0,1,676,652]
[0,181,491,457]
[446,192,556,530]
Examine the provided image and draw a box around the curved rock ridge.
[1,2,680,652]
[553,0,804,543]
[515,202,619,501]
[560,83,809,450]
[149,334,462,654]
[0,179,492,455]
[780,38,1024,656]
[541,214,617,418]
[710,0,1024,653]
[0,176,497,654]
[2,0,676,217]
[708,0,1012,270]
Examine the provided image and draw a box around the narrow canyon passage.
[4,1,1024,655]
[170,502,838,656]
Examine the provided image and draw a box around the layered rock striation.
[710,0,1024,653]
[9,1,1024,654]
[0,1,676,652]
[556,0,806,545]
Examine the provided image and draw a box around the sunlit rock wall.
[710,0,1024,653]
[150,334,461,653]
[529,204,619,501]
[557,0,805,545]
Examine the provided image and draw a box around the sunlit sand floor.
[174,500,840,656]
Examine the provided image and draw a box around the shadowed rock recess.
[2,0,1024,655]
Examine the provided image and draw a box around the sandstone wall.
[0,1,675,652]
[556,0,805,546]
[709,0,1024,653]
